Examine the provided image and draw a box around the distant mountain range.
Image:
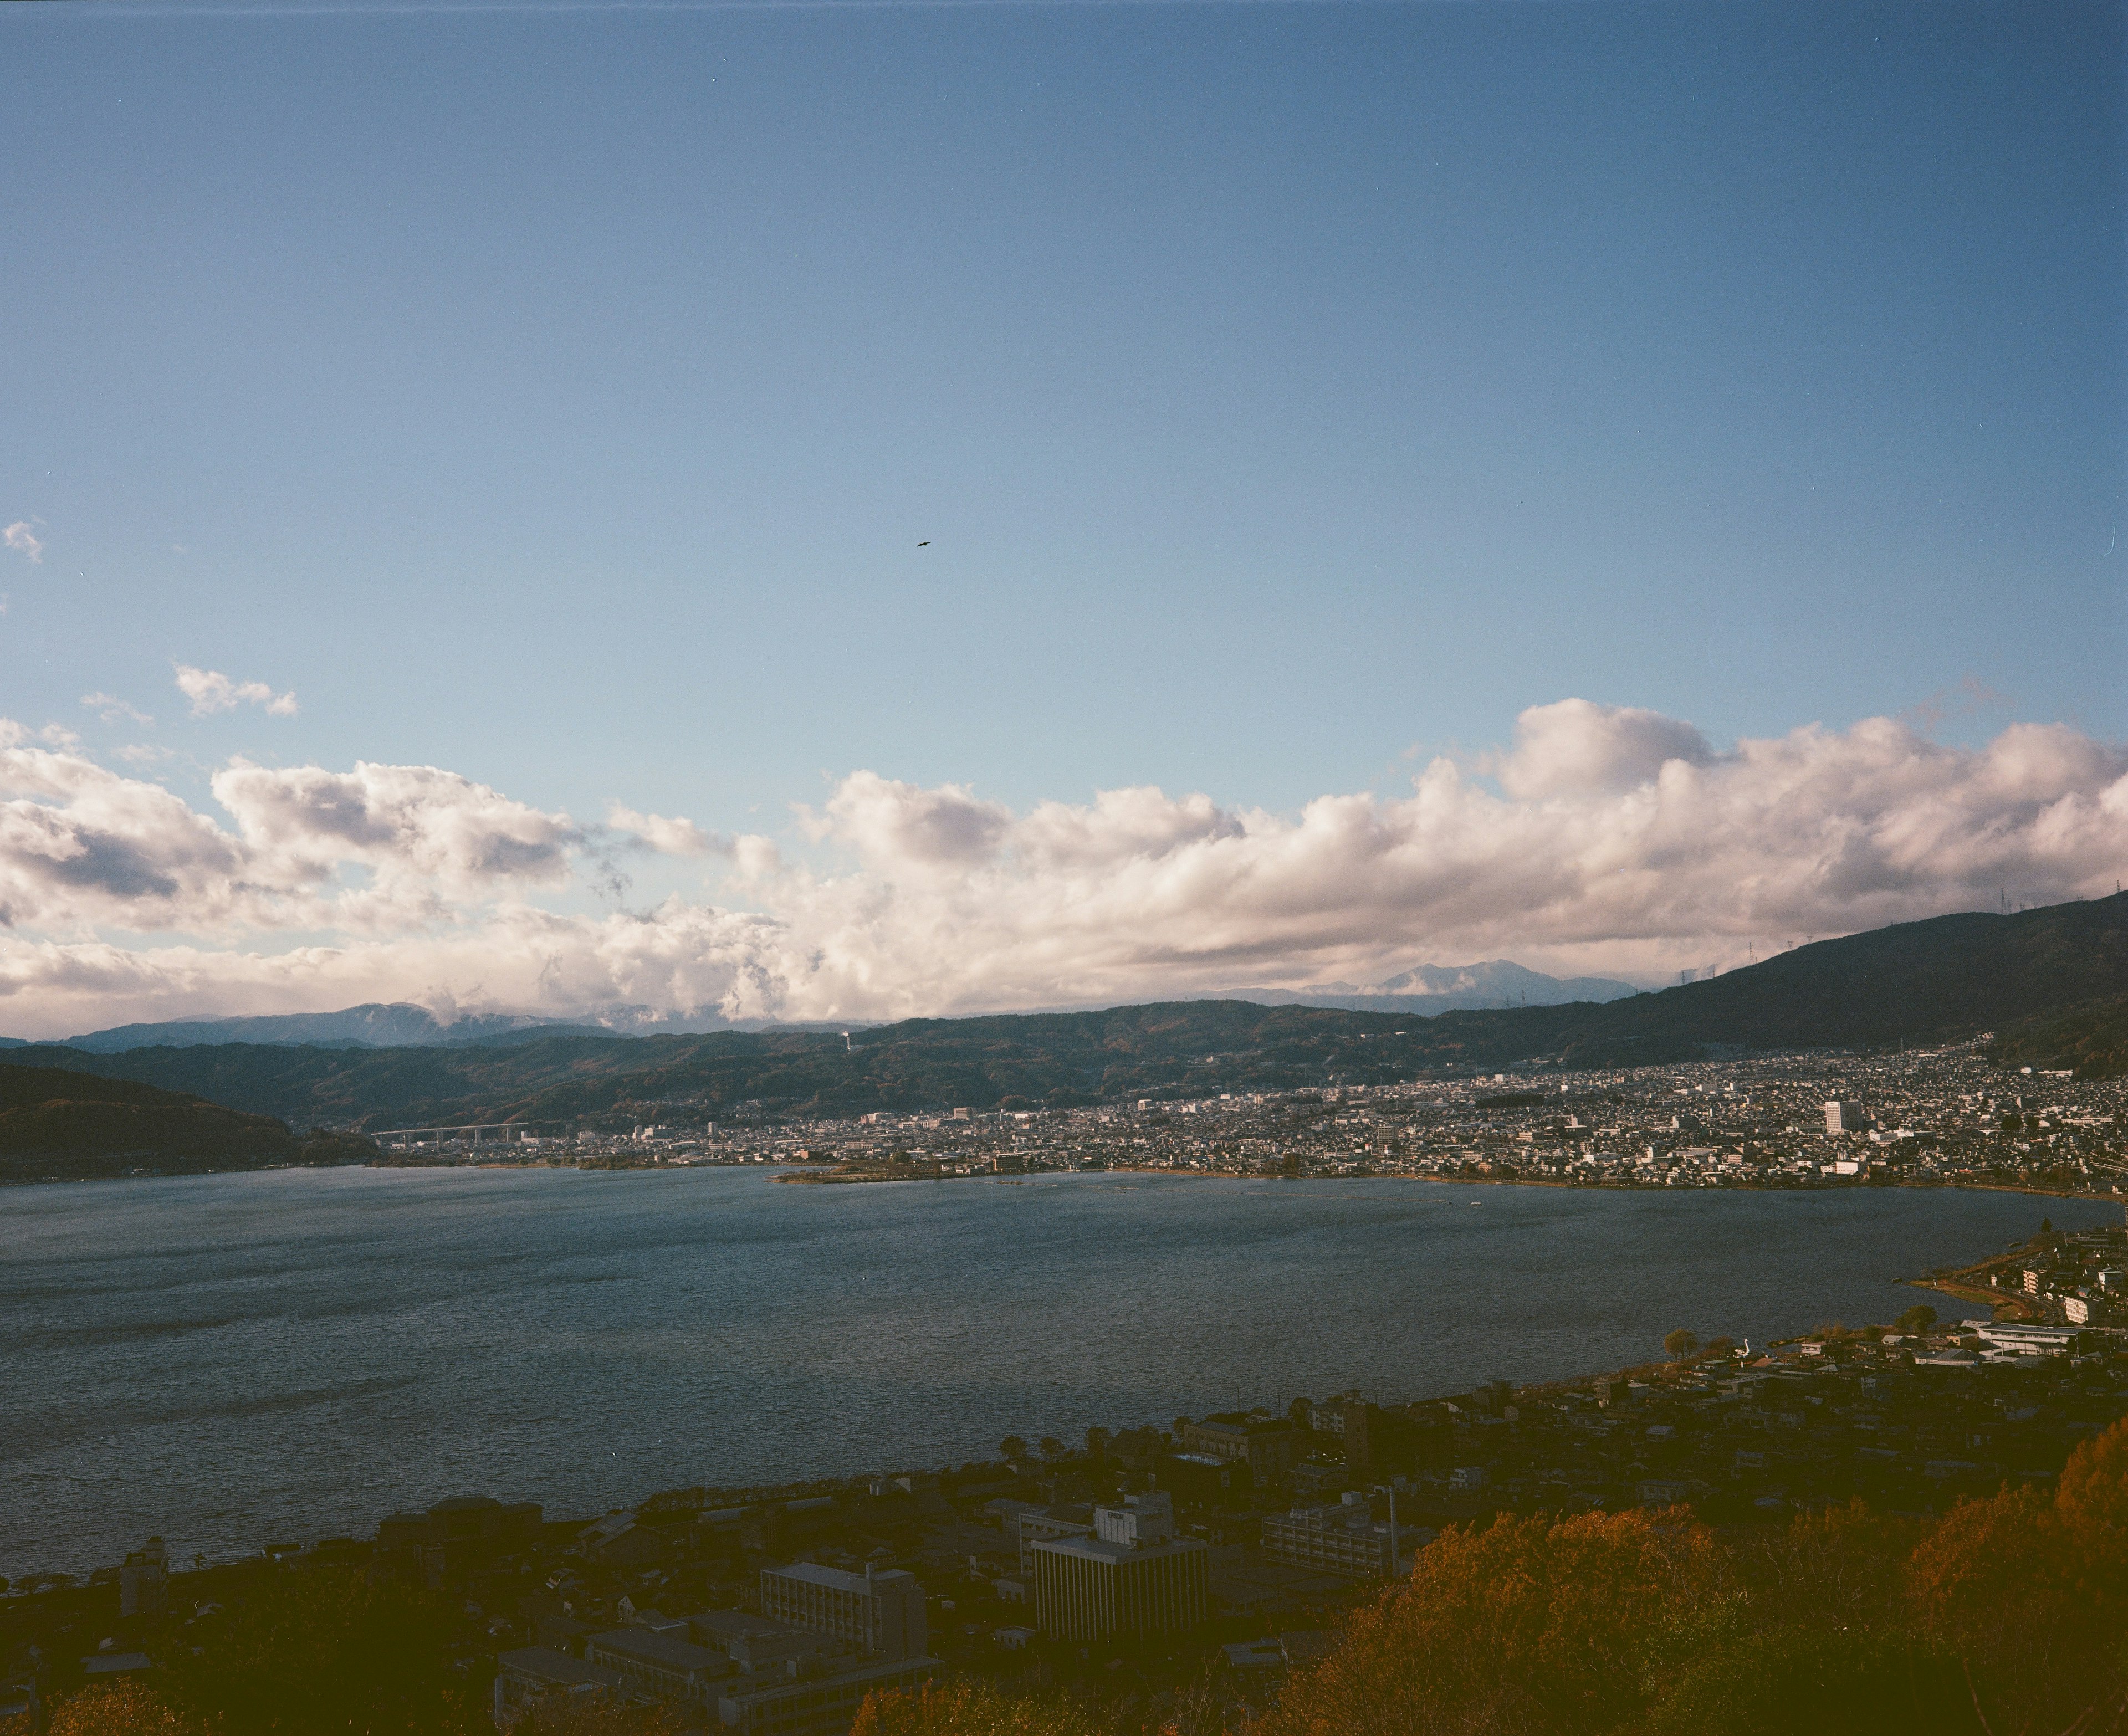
[13,957,1632,1054]
[1226,959,1638,1012]
[0,1002,760,1054]
[2,895,2122,1134]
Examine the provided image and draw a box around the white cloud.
[0,699,2120,1037]
[607,804,718,858]
[1491,697,1715,797]
[173,664,299,718]
[3,521,44,565]
[82,693,154,728]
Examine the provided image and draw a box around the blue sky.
[0,0,2121,1028]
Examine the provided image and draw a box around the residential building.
[1824,1100,1867,1135]
[760,1562,928,1661]
[1261,1498,1418,1580]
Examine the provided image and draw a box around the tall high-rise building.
[1825,1101,1866,1135]
[1032,1493,1208,1641]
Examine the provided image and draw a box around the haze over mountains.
[1,896,2122,1146]
[1225,960,1638,1013]
[19,959,1643,1054]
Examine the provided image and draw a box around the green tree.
[1663,1329,1700,1360]
[1038,1436,1064,1462]
[1894,1304,1938,1335]
[1083,1426,1109,1457]
[999,1435,1027,1461]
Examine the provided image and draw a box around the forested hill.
[2,894,2124,1128]
[0,1064,367,1184]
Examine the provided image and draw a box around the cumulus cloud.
[0,699,2120,1036]
[3,521,44,564]
[174,664,299,718]
[607,804,718,858]
[1490,698,1715,797]
[0,743,578,939]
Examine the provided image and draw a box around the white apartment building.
[1032,1493,1208,1642]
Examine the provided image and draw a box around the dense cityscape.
[379,1040,2128,1222]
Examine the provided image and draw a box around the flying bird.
[917,541,929,546]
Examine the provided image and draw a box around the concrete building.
[689,1610,828,1674]
[585,1627,730,1707]
[713,1653,935,1736]
[1824,1100,1867,1135]
[493,1647,644,1727]
[1976,1322,2080,1355]
[119,1537,168,1617]
[760,1562,928,1661]
[1178,1412,1300,1483]
[1010,1508,1093,1576]
[1261,1497,1418,1580]
[1032,1493,1209,1641]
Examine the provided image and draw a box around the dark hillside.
[1988,992,2128,1080]
[0,1064,362,1184]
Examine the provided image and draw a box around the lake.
[4,1166,2115,1580]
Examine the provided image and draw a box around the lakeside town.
[8,1209,2126,1732]
[376,1041,2128,1260]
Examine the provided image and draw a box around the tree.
[853,1682,1111,1736]
[1038,1436,1064,1462]
[1288,1395,1314,1430]
[165,1566,484,1735]
[1893,1304,1938,1336]
[48,1682,197,1736]
[1083,1426,1109,1457]
[513,1697,689,1735]
[1663,1329,1700,1360]
[999,1436,1027,1461]
[1256,1506,1728,1736]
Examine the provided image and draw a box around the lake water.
[4,1166,2117,1581]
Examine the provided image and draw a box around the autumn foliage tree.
[852,1681,1114,1736]
[47,1680,198,1736]
[509,1697,689,1736]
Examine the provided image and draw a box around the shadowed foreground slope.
[0,1064,369,1184]
[45,1420,2126,1735]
